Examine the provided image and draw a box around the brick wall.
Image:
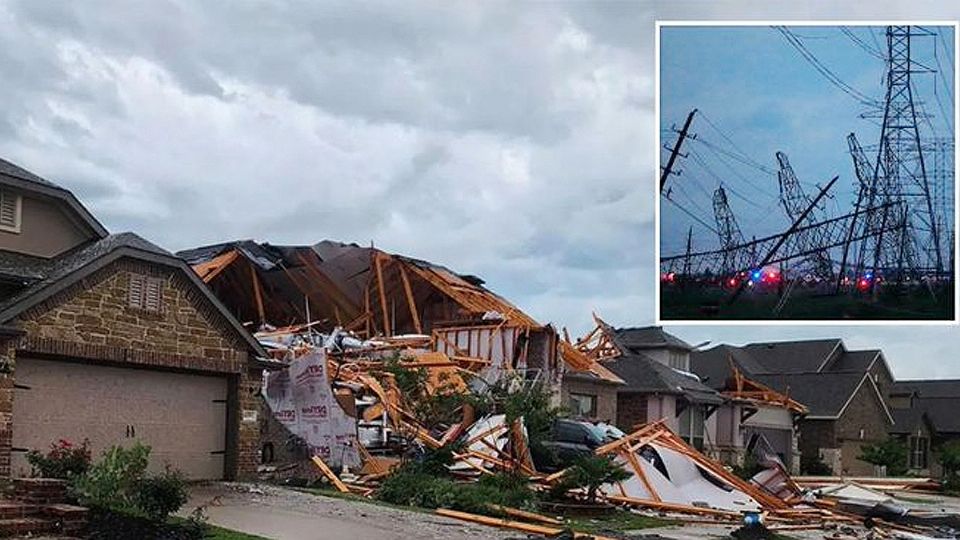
[616,392,649,432]
[835,377,892,476]
[560,377,618,424]
[0,340,14,478]
[798,419,835,472]
[5,258,259,480]
[16,260,247,361]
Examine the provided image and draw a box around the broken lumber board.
[434,509,615,540]
[487,504,562,526]
[311,456,350,493]
[605,494,743,519]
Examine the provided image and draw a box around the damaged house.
[177,240,622,462]
[0,158,265,480]
[692,339,895,476]
[570,319,736,456]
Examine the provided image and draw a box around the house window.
[569,393,598,418]
[678,405,705,451]
[0,189,22,233]
[129,274,164,312]
[909,436,929,470]
[668,350,688,371]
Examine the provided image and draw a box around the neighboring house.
[692,339,895,476]
[0,158,265,480]
[570,320,725,453]
[691,349,807,473]
[888,380,960,477]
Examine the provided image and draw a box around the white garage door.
[12,358,228,480]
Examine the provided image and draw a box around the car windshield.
[583,423,608,445]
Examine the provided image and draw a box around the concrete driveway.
[181,483,513,540]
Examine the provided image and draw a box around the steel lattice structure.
[857,25,945,282]
[775,152,835,279]
[661,203,901,277]
[712,185,748,275]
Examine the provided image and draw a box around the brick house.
[0,158,265,480]
[888,380,960,478]
[692,339,895,476]
[567,321,725,452]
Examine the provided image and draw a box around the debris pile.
[254,324,957,540]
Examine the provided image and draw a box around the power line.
[663,194,719,234]
[774,26,881,108]
[840,26,884,60]
[697,111,777,175]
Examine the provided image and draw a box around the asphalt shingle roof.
[893,379,960,398]
[0,233,170,318]
[612,326,694,351]
[741,339,842,374]
[890,380,960,435]
[751,372,865,417]
[605,350,723,404]
[0,157,60,189]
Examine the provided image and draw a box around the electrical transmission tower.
[713,185,747,276]
[776,152,835,280]
[865,25,944,282]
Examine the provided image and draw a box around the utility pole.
[660,109,697,193]
[727,176,839,305]
[682,226,693,285]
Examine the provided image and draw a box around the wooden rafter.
[373,252,391,336]
[398,264,422,334]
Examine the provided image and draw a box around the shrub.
[134,467,188,522]
[71,442,191,529]
[25,438,92,479]
[376,462,536,514]
[800,454,833,476]
[84,505,204,540]
[70,442,151,510]
[939,441,960,493]
[859,437,908,476]
[732,455,765,481]
[550,455,631,503]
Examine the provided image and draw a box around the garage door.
[12,358,228,480]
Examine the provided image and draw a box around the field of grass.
[661,283,954,320]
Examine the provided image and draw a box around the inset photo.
[657,22,958,322]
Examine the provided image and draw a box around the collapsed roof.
[179,239,621,383]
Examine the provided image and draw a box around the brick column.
[0,339,17,478]
[235,363,262,480]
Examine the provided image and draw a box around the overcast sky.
[1,1,959,380]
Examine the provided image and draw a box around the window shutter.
[129,274,145,308]
[0,190,19,229]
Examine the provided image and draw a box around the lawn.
[564,510,673,534]
[204,524,272,539]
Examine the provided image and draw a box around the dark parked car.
[532,419,618,472]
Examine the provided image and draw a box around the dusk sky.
[659,24,955,262]
[0,1,959,380]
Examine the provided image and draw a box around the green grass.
[204,524,272,540]
[291,485,434,514]
[168,516,271,540]
[297,484,673,535]
[564,510,673,534]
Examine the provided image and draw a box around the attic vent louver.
[0,189,22,232]
[129,274,164,312]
